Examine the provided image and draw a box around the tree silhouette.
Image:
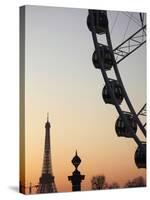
[91,175,145,190]
[108,182,120,189]
[91,175,106,190]
[124,176,146,188]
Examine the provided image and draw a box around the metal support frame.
[113,25,146,64]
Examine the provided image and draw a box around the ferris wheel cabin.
[92,46,113,70]
[115,113,137,138]
[87,10,108,34]
[102,80,124,105]
[135,143,146,168]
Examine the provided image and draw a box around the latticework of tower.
[37,115,57,193]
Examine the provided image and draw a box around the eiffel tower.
[37,114,57,193]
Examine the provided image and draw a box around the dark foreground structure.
[68,151,85,191]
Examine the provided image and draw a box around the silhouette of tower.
[68,150,85,191]
[37,114,57,193]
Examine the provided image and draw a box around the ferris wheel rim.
[88,10,146,147]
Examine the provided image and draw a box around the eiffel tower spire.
[37,114,57,193]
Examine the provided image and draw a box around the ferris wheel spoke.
[113,25,146,63]
[137,103,146,116]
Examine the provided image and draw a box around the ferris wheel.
[87,9,146,169]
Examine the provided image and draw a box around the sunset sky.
[23,5,146,193]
